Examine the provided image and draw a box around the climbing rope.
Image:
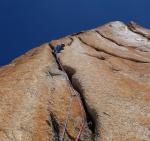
[53,45,86,141]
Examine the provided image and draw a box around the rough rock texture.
[50,21,150,141]
[0,44,92,141]
[0,21,150,141]
[128,21,150,39]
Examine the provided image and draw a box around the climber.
[53,44,65,54]
[52,43,85,141]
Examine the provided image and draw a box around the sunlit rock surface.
[0,21,150,141]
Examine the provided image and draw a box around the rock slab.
[0,21,150,141]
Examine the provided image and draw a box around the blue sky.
[0,0,150,66]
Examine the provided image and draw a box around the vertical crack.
[46,112,60,141]
[48,43,97,140]
[63,65,98,140]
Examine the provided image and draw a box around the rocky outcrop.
[0,45,92,141]
[128,21,150,39]
[0,21,150,141]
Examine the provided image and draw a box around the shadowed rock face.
[0,21,150,141]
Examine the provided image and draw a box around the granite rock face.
[0,21,150,141]
[0,45,92,141]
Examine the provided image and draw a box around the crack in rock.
[127,21,150,40]
[78,36,150,63]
